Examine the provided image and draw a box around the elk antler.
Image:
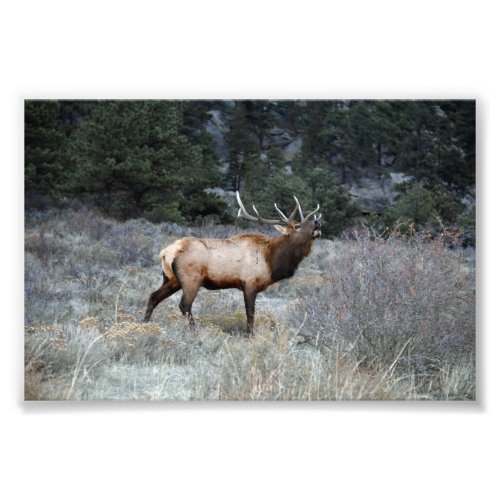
[236,191,320,224]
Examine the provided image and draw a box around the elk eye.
[294,224,301,231]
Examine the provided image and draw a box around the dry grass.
[24,208,475,400]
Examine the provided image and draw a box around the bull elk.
[144,192,321,336]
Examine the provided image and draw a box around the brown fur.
[144,219,321,335]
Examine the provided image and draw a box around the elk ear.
[274,224,288,235]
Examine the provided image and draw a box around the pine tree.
[25,100,68,206]
[70,100,222,221]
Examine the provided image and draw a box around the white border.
[3,1,498,499]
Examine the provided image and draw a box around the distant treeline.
[25,99,475,237]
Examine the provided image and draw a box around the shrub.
[382,183,437,230]
[321,185,359,238]
[294,232,475,376]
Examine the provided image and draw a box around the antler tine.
[274,203,291,223]
[303,204,321,221]
[236,191,258,221]
[288,198,300,221]
[293,196,304,222]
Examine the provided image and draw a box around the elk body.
[144,192,321,336]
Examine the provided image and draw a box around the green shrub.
[321,185,359,237]
[382,183,437,231]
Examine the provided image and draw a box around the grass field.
[24,207,476,400]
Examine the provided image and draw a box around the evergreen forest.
[25,99,475,239]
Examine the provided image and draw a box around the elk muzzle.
[311,219,321,238]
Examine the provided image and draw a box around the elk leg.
[171,259,202,328]
[179,287,199,327]
[144,277,181,322]
[243,288,257,337]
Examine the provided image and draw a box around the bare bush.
[294,232,475,379]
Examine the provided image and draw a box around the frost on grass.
[25,209,475,400]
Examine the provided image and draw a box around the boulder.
[346,172,413,214]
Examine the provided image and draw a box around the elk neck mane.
[265,234,313,283]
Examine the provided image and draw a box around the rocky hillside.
[202,100,474,215]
